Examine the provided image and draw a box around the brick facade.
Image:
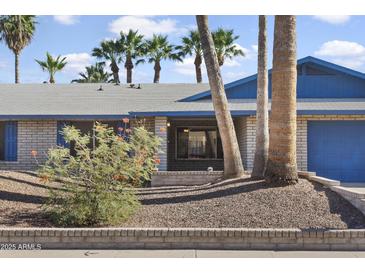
[154,117,168,171]
[0,121,57,170]
[1,115,364,172]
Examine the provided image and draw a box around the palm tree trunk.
[265,15,298,185]
[153,61,161,83]
[196,15,245,179]
[125,55,134,84]
[15,52,20,84]
[111,62,120,84]
[194,55,202,83]
[50,73,55,84]
[252,15,269,178]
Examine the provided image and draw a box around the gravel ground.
[0,171,364,229]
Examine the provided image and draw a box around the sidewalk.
[1,249,365,258]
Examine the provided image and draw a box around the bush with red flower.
[38,122,161,227]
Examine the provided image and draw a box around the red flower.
[122,117,130,124]
[117,127,124,132]
[31,150,38,157]
[155,158,161,164]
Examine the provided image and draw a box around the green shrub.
[38,122,161,227]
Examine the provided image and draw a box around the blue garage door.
[308,121,365,182]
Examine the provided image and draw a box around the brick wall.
[0,121,57,170]
[239,115,365,172]
[0,227,364,250]
[151,171,223,186]
[155,117,168,171]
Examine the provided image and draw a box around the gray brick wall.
[0,121,57,170]
[155,117,168,171]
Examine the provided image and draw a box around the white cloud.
[315,40,365,69]
[108,16,187,38]
[53,16,80,25]
[62,53,93,75]
[315,40,365,57]
[174,57,206,76]
[313,15,350,25]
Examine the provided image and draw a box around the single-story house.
[0,56,365,184]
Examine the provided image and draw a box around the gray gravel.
[124,178,365,229]
[0,171,364,229]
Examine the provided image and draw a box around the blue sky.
[0,15,364,84]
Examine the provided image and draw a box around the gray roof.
[0,83,364,119]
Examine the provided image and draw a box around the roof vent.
[129,84,135,88]
[137,84,141,89]
[97,85,103,91]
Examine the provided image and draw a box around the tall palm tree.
[196,15,244,179]
[176,30,203,83]
[92,39,123,84]
[265,16,298,185]
[212,28,244,66]
[0,15,36,83]
[119,29,145,84]
[71,62,111,83]
[142,34,181,83]
[35,52,67,83]
[252,15,269,178]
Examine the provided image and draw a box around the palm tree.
[265,15,298,185]
[119,29,145,84]
[0,15,36,83]
[72,62,111,83]
[35,52,67,83]
[252,16,269,178]
[92,39,123,84]
[212,28,244,66]
[176,30,203,83]
[196,15,244,179]
[142,34,181,83]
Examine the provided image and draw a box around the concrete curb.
[298,171,365,215]
[0,228,364,250]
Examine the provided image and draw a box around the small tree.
[38,122,161,227]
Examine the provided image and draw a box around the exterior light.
[167,122,171,127]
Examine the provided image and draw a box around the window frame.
[175,126,223,161]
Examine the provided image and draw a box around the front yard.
[0,171,364,229]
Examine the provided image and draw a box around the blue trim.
[4,121,17,161]
[180,56,365,102]
[0,114,130,120]
[131,109,365,117]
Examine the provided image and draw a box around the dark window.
[58,121,126,156]
[176,127,223,159]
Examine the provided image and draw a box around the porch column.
[154,116,168,171]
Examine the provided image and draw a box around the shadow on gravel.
[0,190,46,204]
[0,175,62,192]
[311,181,365,229]
[137,177,258,196]
[140,179,284,205]
[1,210,51,227]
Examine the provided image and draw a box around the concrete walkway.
[1,249,365,258]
